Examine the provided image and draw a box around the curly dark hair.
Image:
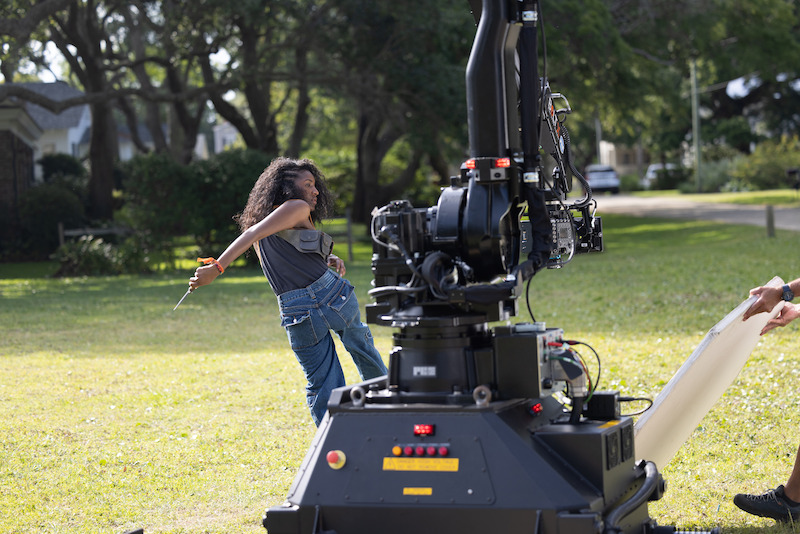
[235,157,333,231]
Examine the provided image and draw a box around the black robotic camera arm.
[367,0,601,325]
[466,0,590,277]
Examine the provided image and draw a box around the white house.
[213,121,241,153]
[598,139,646,178]
[9,81,92,181]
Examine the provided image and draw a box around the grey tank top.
[257,234,328,295]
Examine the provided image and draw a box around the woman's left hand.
[328,254,346,276]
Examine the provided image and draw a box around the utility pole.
[690,58,702,192]
[594,111,602,164]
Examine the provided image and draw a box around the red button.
[426,446,437,456]
[403,446,413,456]
[438,446,449,456]
[326,449,346,469]
[415,446,425,456]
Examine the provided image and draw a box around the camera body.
[367,159,604,329]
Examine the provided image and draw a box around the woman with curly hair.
[189,157,387,425]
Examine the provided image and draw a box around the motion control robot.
[264,2,717,533]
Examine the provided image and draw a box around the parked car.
[584,164,620,194]
[641,163,678,190]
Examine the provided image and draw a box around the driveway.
[593,194,800,232]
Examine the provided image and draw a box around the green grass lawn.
[2,211,799,533]
[633,188,800,207]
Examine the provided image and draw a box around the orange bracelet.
[197,257,224,274]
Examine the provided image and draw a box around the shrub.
[51,234,153,277]
[188,149,274,250]
[118,153,190,239]
[654,166,691,190]
[619,173,642,192]
[0,207,25,261]
[18,183,86,259]
[119,149,274,260]
[39,153,87,182]
[729,135,800,190]
[114,234,154,274]
[52,235,119,276]
[38,153,90,208]
[702,158,747,193]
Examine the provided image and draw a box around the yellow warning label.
[598,420,621,429]
[403,487,433,496]
[383,457,460,472]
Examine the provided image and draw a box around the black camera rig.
[263,2,717,533]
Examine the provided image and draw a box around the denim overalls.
[278,269,387,425]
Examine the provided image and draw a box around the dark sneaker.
[733,485,800,522]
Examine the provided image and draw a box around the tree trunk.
[88,100,117,220]
[354,110,383,223]
[288,47,311,159]
[50,2,118,220]
[354,105,421,222]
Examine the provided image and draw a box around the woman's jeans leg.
[279,270,386,426]
[317,272,386,380]
[291,329,344,426]
[337,309,387,381]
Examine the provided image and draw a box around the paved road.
[592,195,800,232]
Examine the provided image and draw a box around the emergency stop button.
[326,449,346,470]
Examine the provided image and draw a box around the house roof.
[0,105,43,145]
[4,81,88,131]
